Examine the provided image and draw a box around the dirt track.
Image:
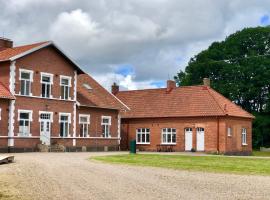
[0,152,270,200]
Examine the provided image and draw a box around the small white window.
[19,69,33,96]
[162,128,176,144]
[79,114,90,137]
[41,73,53,98]
[18,110,33,136]
[101,116,111,138]
[227,127,232,137]
[136,128,150,144]
[60,76,71,100]
[242,128,247,145]
[59,113,71,137]
[0,108,2,120]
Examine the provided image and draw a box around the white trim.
[15,94,75,102]
[79,114,90,123]
[19,69,34,82]
[101,116,111,125]
[9,61,16,94]
[117,114,121,145]
[227,127,232,137]
[73,70,77,146]
[8,100,15,146]
[39,111,53,122]
[241,128,247,145]
[0,108,1,120]
[60,75,72,87]
[18,109,33,121]
[40,72,54,84]
[59,112,71,123]
[161,128,177,145]
[51,136,120,139]
[136,128,150,144]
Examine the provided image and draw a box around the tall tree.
[174,27,270,148]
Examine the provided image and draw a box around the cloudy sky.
[1,0,270,90]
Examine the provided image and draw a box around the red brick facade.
[0,40,122,152]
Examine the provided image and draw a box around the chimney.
[0,37,13,50]
[111,82,119,95]
[203,78,210,87]
[166,80,176,92]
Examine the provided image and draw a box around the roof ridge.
[13,41,51,49]
[206,87,226,115]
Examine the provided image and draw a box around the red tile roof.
[0,41,49,61]
[116,86,254,119]
[0,82,15,99]
[77,74,129,111]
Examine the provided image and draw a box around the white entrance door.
[40,113,51,145]
[185,128,193,151]
[196,128,205,151]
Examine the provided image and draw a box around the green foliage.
[174,27,270,147]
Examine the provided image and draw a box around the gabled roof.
[0,41,84,74]
[116,85,254,119]
[0,82,15,99]
[77,74,129,111]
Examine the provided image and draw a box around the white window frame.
[19,69,33,96]
[161,128,176,144]
[136,128,150,144]
[39,111,54,122]
[227,127,232,137]
[18,109,33,137]
[59,112,71,137]
[60,75,72,100]
[40,72,53,98]
[101,116,111,138]
[0,108,2,120]
[242,128,247,145]
[79,114,90,137]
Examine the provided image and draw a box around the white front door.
[40,113,52,145]
[185,128,193,151]
[196,128,205,151]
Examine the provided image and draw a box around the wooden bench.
[156,145,174,152]
[0,156,14,164]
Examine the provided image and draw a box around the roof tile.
[0,82,15,99]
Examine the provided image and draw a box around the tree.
[174,26,270,148]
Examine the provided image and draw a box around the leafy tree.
[174,27,270,148]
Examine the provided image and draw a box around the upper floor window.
[59,113,71,137]
[19,69,33,96]
[101,116,111,138]
[136,128,150,144]
[241,128,247,145]
[79,114,90,137]
[41,73,53,98]
[18,110,33,137]
[162,128,176,144]
[60,76,71,100]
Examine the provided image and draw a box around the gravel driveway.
[1,152,270,200]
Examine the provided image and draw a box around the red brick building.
[114,79,254,155]
[0,38,127,152]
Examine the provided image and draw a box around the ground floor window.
[101,116,111,138]
[242,128,247,145]
[79,114,90,137]
[227,127,232,136]
[136,128,150,144]
[162,128,176,144]
[18,110,32,136]
[59,113,71,137]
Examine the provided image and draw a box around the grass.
[93,154,270,175]
[252,151,270,157]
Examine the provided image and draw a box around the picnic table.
[156,144,175,152]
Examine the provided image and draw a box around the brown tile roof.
[116,86,254,119]
[0,41,49,61]
[0,82,15,99]
[77,74,129,111]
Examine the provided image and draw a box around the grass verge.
[252,151,270,157]
[93,154,270,175]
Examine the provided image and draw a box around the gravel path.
[0,152,270,200]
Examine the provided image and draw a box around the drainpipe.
[217,117,220,153]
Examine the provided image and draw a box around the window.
[101,116,111,138]
[41,73,53,98]
[242,128,247,145]
[136,128,150,144]
[18,110,32,136]
[59,113,71,137]
[19,69,33,96]
[79,115,90,137]
[0,108,1,120]
[227,127,232,137]
[60,76,71,100]
[162,128,176,144]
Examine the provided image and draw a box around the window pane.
[146,133,150,143]
[80,117,88,123]
[65,86,69,99]
[61,115,68,121]
[172,133,176,143]
[20,113,29,119]
[61,78,69,85]
[21,80,25,95]
[25,81,30,95]
[137,134,141,143]
[142,134,145,142]
[21,72,30,79]
[61,86,65,99]
[42,76,50,83]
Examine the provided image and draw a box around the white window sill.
[242,143,248,146]
[161,143,177,145]
[136,143,150,145]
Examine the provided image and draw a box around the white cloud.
[0,0,270,89]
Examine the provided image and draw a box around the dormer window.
[41,73,53,98]
[19,69,33,96]
[60,76,71,100]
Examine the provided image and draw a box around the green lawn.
[252,151,270,157]
[93,154,270,175]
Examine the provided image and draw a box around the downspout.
[217,117,220,153]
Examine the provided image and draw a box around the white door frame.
[196,127,205,151]
[39,112,53,145]
[185,128,193,151]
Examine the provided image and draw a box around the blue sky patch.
[260,14,270,26]
[151,80,165,88]
[115,64,134,76]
